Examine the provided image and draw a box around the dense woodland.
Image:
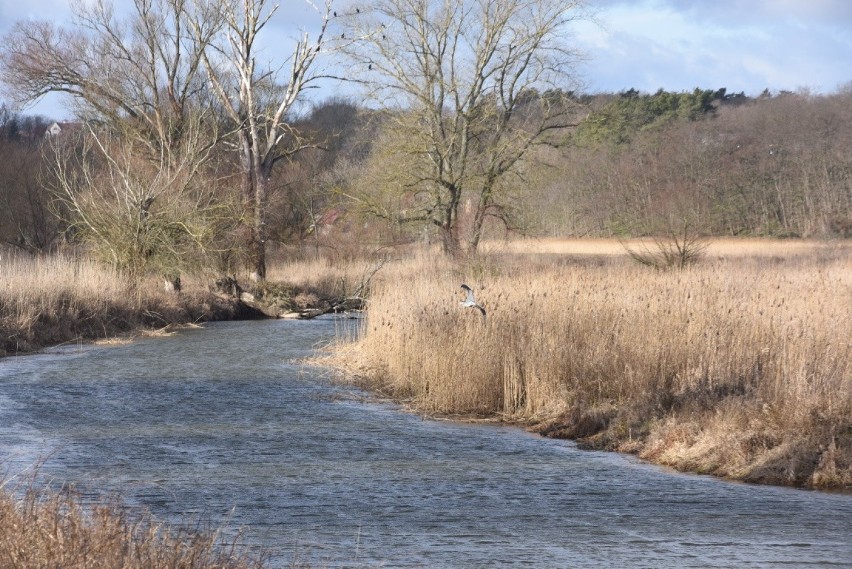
[3,87,850,261]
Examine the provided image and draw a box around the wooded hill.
[2,87,850,266]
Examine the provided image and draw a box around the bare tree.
[1,0,219,156]
[0,0,233,279]
[339,0,588,256]
[192,0,333,280]
[47,117,233,280]
[623,219,709,271]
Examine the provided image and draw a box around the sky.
[576,0,852,96]
[1,0,851,118]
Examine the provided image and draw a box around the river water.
[0,318,850,568]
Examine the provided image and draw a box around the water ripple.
[1,318,850,568]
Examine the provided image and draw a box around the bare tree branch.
[190,0,333,280]
[339,0,589,256]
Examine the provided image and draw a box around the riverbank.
[0,253,373,357]
[0,253,372,567]
[0,254,262,357]
[324,239,852,491]
[3,242,850,492]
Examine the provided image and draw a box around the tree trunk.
[468,185,493,256]
[248,231,266,281]
[469,208,486,256]
[439,202,462,256]
[440,224,460,256]
[163,273,182,293]
[249,172,269,281]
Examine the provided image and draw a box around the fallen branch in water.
[287,258,386,319]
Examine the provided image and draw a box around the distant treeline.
[1,87,850,258]
[525,87,852,239]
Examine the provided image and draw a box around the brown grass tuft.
[0,482,263,569]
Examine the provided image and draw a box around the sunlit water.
[1,318,850,568]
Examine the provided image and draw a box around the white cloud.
[574,0,852,95]
[599,0,852,27]
[0,0,72,24]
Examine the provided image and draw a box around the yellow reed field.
[1,253,129,310]
[266,256,386,299]
[0,254,130,353]
[489,236,849,258]
[330,240,851,488]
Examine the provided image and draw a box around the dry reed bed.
[0,482,262,568]
[265,256,387,309]
[332,247,851,489]
[266,257,382,291]
[0,254,241,356]
[491,236,845,258]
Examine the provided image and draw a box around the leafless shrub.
[623,222,709,270]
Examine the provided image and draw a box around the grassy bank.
[0,481,263,568]
[0,249,388,356]
[328,239,852,490]
[0,254,257,357]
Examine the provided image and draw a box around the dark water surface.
[1,318,850,568]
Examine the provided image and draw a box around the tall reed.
[0,482,263,568]
[1,254,129,354]
[331,241,851,487]
[0,253,239,356]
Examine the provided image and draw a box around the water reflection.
[1,318,850,568]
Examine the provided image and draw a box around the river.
[1,318,850,568]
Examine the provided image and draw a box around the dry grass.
[265,256,389,300]
[488,236,846,258]
[0,482,263,568]
[5,244,849,489]
[0,250,384,355]
[327,239,852,489]
[0,253,244,356]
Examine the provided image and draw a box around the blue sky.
[578,0,852,96]
[2,0,851,118]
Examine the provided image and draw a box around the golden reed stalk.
[0,253,240,355]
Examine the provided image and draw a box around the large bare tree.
[1,0,218,155]
[339,0,588,255]
[0,0,230,281]
[193,0,333,280]
[1,0,332,280]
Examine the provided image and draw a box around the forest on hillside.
[0,0,849,281]
[3,88,850,258]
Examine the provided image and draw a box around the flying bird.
[460,284,486,322]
